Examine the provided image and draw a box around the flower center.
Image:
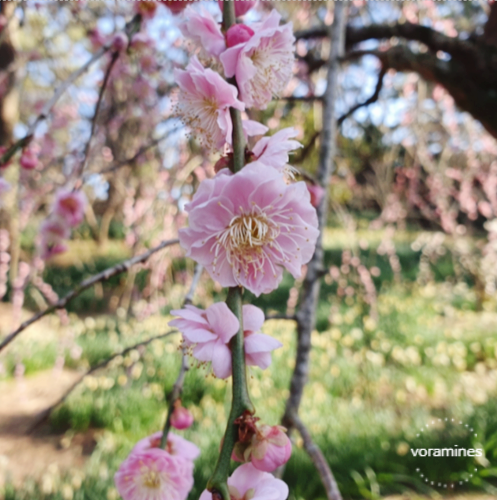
[212,209,281,279]
[61,197,78,214]
[142,470,161,489]
[228,213,273,249]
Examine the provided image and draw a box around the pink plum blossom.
[169,303,239,379]
[217,0,257,17]
[221,10,295,109]
[170,402,194,430]
[234,424,292,472]
[132,431,200,462]
[242,120,268,142]
[39,218,70,260]
[243,304,281,370]
[19,148,39,170]
[180,6,226,58]
[53,189,87,227]
[174,56,244,149]
[114,448,194,500]
[40,218,71,241]
[179,164,319,296]
[307,183,325,208]
[250,127,302,176]
[226,25,254,48]
[199,463,288,500]
[170,303,281,376]
[131,33,155,52]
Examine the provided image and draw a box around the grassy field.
[2,228,497,499]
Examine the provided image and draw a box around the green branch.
[207,289,254,500]
[206,3,254,499]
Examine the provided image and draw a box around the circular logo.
[407,417,482,490]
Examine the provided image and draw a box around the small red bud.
[170,401,194,430]
[226,24,255,48]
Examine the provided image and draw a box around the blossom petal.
[206,302,239,343]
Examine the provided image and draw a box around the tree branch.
[345,45,497,139]
[291,413,342,500]
[97,126,179,176]
[297,22,478,63]
[266,313,297,321]
[76,50,120,182]
[0,238,179,352]
[0,14,141,167]
[337,66,386,126]
[282,5,346,500]
[29,329,178,433]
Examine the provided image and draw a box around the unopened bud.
[170,402,194,430]
[226,24,255,48]
[307,183,325,208]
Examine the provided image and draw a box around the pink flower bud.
[217,0,257,17]
[170,403,194,430]
[233,420,292,473]
[214,155,233,173]
[160,0,193,15]
[111,32,128,52]
[307,183,325,208]
[226,24,255,48]
[20,149,39,170]
[249,425,292,472]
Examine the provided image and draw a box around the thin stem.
[159,264,203,449]
[207,288,254,500]
[159,351,189,449]
[29,329,178,433]
[0,238,179,352]
[76,50,120,182]
[206,3,253,498]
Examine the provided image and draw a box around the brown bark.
[282,4,347,500]
[296,11,497,140]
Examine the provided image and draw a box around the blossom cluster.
[115,2,320,499]
[39,189,87,260]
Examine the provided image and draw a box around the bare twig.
[0,47,108,166]
[0,238,179,352]
[30,265,203,433]
[266,313,297,321]
[29,329,178,432]
[159,350,189,449]
[280,95,322,103]
[97,126,179,176]
[0,15,141,167]
[76,51,120,181]
[293,130,320,165]
[337,66,387,126]
[291,413,343,500]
